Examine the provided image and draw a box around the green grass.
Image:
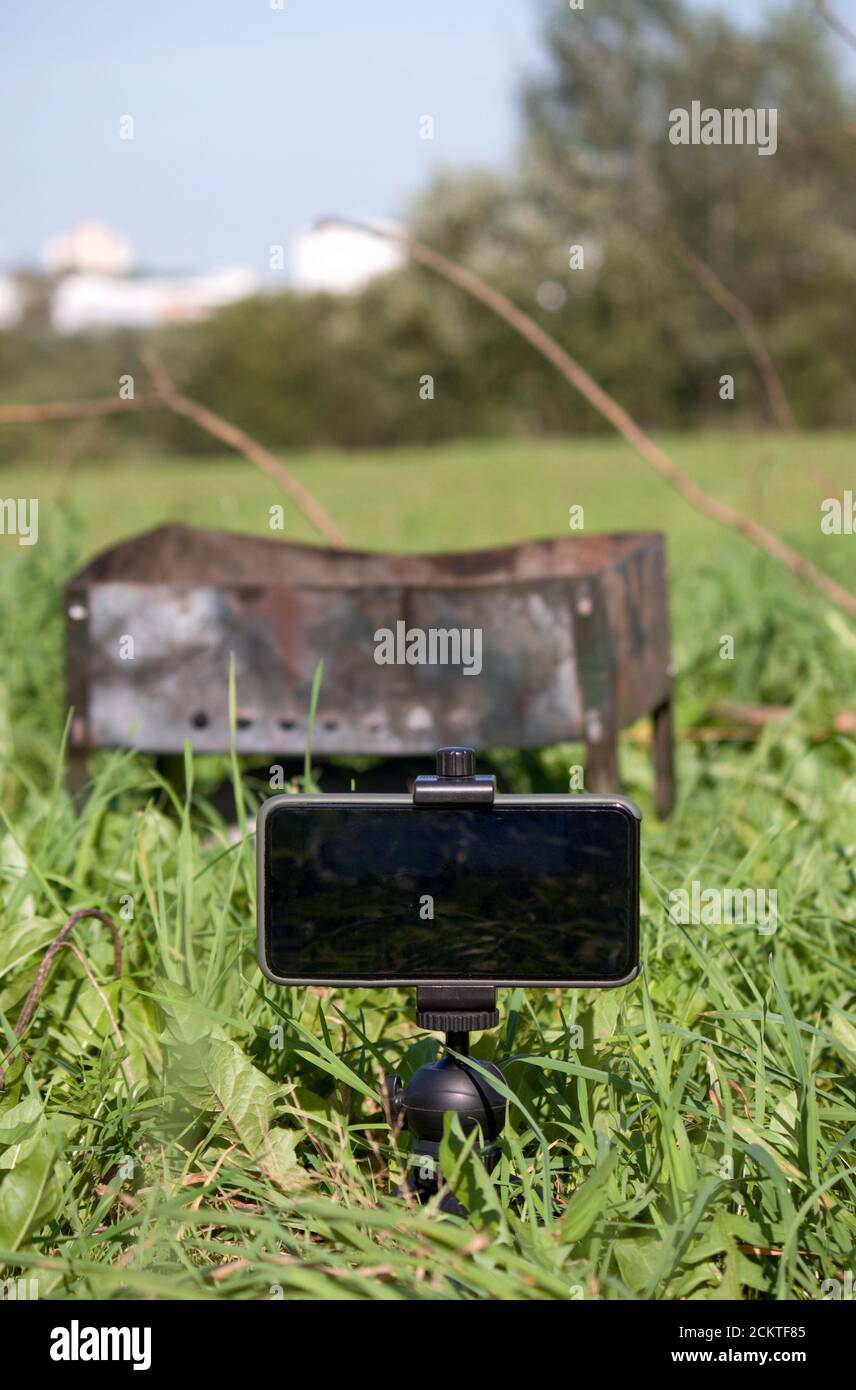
[1,432,855,1300]
[6,430,856,570]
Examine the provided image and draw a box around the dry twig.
[318,217,856,622]
[672,238,797,431]
[815,0,856,55]
[138,348,346,548]
[0,356,347,550]
[0,396,153,423]
[1,907,123,1087]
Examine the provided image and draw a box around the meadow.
[0,431,855,1300]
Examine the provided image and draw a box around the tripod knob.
[415,984,499,1033]
[380,1073,405,1129]
[415,1006,500,1032]
[435,746,476,779]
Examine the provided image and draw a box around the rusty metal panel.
[77,578,584,755]
[570,575,617,750]
[602,535,672,724]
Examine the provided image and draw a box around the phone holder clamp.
[412,745,496,805]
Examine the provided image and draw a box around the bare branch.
[0,396,152,423]
[318,217,856,622]
[712,701,856,736]
[815,0,856,55]
[53,940,136,1091]
[0,359,348,549]
[673,238,797,431]
[139,347,347,549]
[1,907,122,1087]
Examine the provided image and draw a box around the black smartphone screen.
[261,801,639,985]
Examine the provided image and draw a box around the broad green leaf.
[162,984,299,1186]
[0,917,59,980]
[830,1009,856,1066]
[0,1097,43,1168]
[560,1149,618,1245]
[0,1133,60,1254]
[439,1111,502,1227]
[613,1236,664,1294]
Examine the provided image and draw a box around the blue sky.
[1,0,854,275]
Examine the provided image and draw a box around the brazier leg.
[652,695,676,819]
[67,747,89,808]
[584,711,620,793]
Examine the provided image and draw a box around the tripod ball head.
[385,1036,507,1215]
[403,1051,506,1150]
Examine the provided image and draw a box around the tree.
[520,0,856,426]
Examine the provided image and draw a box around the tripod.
[382,748,507,1216]
[383,983,506,1216]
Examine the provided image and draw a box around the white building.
[292,221,405,294]
[38,219,258,332]
[22,216,402,332]
[51,267,260,334]
[0,275,24,329]
[42,220,135,277]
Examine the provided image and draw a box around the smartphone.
[257,793,640,988]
